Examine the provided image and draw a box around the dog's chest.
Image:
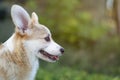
[28,59,39,80]
[10,60,39,80]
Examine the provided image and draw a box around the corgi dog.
[0,4,64,80]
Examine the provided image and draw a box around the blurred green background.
[0,0,120,80]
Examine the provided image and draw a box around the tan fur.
[0,12,49,80]
[0,45,3,50]
[0,13,44,80]
[0,33,31,80]
[0,4,64,80]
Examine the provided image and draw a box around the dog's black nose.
[60,48,64,54]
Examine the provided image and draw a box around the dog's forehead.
[39,24,50,34]
[31,24,51,39]
[37,24,50,34]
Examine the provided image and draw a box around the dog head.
[11,5,64,62]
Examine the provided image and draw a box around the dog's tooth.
[55,56,59,60]
[52,56,58,60]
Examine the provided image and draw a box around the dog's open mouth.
[39,50,59,61]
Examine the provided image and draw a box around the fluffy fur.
[0,4,64,80]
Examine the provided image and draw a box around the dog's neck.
[1,34,39,79]
[3,33,39,66]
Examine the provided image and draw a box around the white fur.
[0,4,64,80]
[3,34,15,52]
[27,59,39,80]
[11,5,30,30]
[32,12,38,23]
[44,40,62,55]
[22,40,41,80]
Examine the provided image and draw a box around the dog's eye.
[44,35,50,42]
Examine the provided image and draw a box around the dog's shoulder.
[0,44,3,49]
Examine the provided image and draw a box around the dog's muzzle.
[39,49,60,61]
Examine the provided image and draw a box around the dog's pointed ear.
[11,5,30,33]
[31,12,39,24]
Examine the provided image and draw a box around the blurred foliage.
[60,36,120,75]
[36,64,120,80]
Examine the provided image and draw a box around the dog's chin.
[37,50,60,62]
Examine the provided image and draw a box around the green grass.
[35,66,120,80]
